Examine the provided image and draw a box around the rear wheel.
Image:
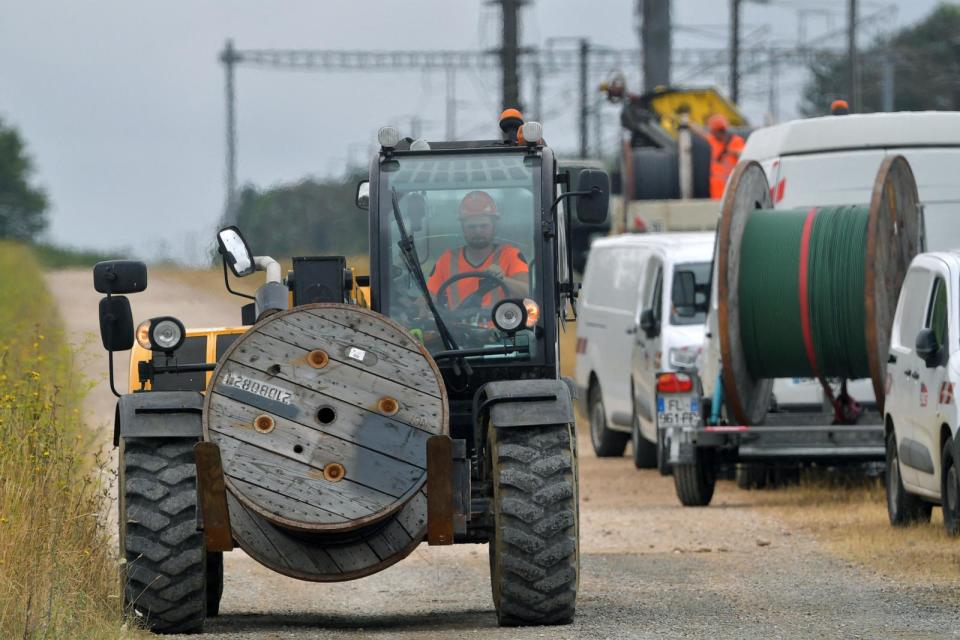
[674,448,716,507]
[631,412,657,469]
[941,442,960,536]
[589,387,628,457]
[885,430,932,527]
[489,424,579,626]
[656,426,672,476]
[119,438,207,634]
[735,464,768,490]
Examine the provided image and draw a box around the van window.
[671,261,711,325]
[926,277,948,348]
[583,247,644,312]
[897,268,933,348]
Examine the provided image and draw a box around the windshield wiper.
[389,188,471,375]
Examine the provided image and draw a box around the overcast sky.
[0,1,944,263]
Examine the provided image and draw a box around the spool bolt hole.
[316,406,337,425]
[293,444,304,455]
[378,396,399,416]
[253,414,275,433]
[307,350,329,369]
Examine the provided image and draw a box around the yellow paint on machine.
[127,326,249,393]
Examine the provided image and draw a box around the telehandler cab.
[94,117,609,633]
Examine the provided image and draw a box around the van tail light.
[657,372,693,393]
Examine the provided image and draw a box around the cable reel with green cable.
[715,156,921,426]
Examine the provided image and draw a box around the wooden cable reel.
[716,156,921,425]
[203,303,448,581]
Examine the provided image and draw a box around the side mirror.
[217,226,255,277]
[356,181,370,210]
[99,296,134,351]
[673,270,697,317]
[639,309,659,338]
[915,328,943,367]
[93,260,147,294]
[573,169,609,225]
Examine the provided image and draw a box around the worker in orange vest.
[427,190,529,309]
[706,114,745,200]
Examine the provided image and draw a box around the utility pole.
[639,0,671,92]
[579,39,589,158]
[220,39,240,225]
[880,51,894,112]
[730,0,741,104]
[445,67,456,140]
[848,0,860,112]
[498,0,523,111]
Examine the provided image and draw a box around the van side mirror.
[573,169,609,224]
[639,309,659,338]
[99,296,134,351]
[673,270,697,317]
[916,328,943,367]
[93,260,147,294]
[356,181,370,210]
[217,226,255,277]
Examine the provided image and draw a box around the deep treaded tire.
[674,448,716,507]
[941,441,960,536]
[489,424,579,626]
[120,438,206,634]
[885,430,931,527]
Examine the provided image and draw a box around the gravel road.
[47,269,960,639]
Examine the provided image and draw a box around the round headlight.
[377,126,401,149]
[410,138,431,151]
[492,300,525,334]
[136,320,152,350]
[150,317,184,352]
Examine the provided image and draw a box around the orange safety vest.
[427,244,528,309]
[708,133,745,199]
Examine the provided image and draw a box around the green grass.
[30,242,124,269]
[0,241,133,638]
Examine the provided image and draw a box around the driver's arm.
[491,247,529,297]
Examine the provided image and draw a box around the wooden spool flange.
[717,156,920,424]
[203,303,448,538]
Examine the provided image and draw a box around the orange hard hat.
[459,191,499,219]
[707,114,729,133]
[830,99,850,115]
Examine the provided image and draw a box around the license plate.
[657,395,700,427]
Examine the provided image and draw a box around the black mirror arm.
[549,187,600,213]
[222,258,255,301]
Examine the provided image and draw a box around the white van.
[575,233,715,460]
[733,111,960,409]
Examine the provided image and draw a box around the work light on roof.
[520,121,543,146]
[378,126,401,149]
[410,138,431,151]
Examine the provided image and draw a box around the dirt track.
[47,269,960,639]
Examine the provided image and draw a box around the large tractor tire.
[119,438,208,634]
[674,447,716,507]
[488,423,579,626]
[629,148,680,201]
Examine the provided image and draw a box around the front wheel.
[589,387,628,457]
[885,430,931,527]
[941,441,960,536]
[674,447,716,507]
[488,424,579,626]
[119,438,207,634]
[631,413,657,469]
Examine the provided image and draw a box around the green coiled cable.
[738,206,871,380]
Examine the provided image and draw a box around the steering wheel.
[434,271,510,313]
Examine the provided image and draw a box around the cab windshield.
[379,152,541,359]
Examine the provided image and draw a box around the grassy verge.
[750,474,960,586]
[30,243,123,269]
[0,241,129,637]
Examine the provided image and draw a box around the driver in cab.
[427,190,529,309]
